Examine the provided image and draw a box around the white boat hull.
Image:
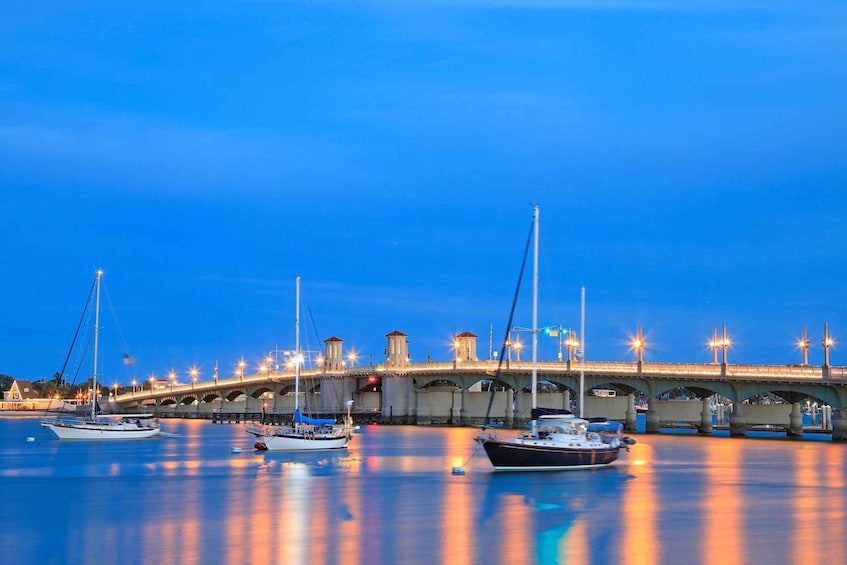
[44,421,161,440]
[247,427,350,451]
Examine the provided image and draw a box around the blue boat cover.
[588,421,622,433]
[293,409,336,426]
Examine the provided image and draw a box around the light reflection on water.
[0,417,845,564]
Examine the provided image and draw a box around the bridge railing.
[113,360,847,404]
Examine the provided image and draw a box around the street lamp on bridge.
[822,323,834,368]
[708,328,720,365]
[513,340,523,361]
[190,366,199,388]
[631,326,646,364]
[565,331,579,363]
[168,370,177,391]
[797,326,810,366]
[720,325,731,365]
[237,358,246,382]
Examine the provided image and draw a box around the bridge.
[112,358,847,440]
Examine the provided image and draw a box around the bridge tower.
[324,336,344,372]
[385,330,410,368]
[453,331,478,362]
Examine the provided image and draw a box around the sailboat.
[43,270,161,440]
[247,276,354,451]
[475,205,635,471]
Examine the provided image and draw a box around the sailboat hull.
[44,421,161,440]
[480,437,620,471]
[248,428,350,451]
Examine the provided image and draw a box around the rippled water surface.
[1,417,844,564]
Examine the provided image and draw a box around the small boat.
[475,205,635,471]
[44,414,161,440]
[42,270,161,440]
[246,276,354,451]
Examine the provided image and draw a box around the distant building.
[385,330,410,368]
[454,331,478,362]
[0,379,70,411]
[3,379,38,402]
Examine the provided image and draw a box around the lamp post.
[632,326,645,365]
[798,326,810,366]
[190,367,198,388]
[709,328,720,365]
[565,331,579,363]
[822,323,833,368]
[348,351,358,368]
[131,378,137,394]
[149,374,156,392]
[720,325,731,365]
[513,340,523,362]
[169,370,177,391]
[238,358,246,382]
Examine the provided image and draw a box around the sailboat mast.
[92,270,102,421]
[531,205,539,411]
[579,285,586,418]
[294,275,301,413]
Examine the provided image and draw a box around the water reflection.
[703,438,744,565]
[623,443,658,565]
[2,419,847,565]
[476,468,632,563]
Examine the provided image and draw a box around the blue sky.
[2,1,846,385]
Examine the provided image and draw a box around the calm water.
[1,417,845,565]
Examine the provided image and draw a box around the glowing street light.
[190,366,199,388]
[565,331,579,362]
[237,358,246,381]
[708,328,720,365]
[822,323,834,368]
[131,378,137,394]
[168,370,177,390]
[513,340,523,361]
[720,325,731,365]
[797,326,810,366]
[348,351,358,368]
[631,326,646,364]
[149,374,156,391]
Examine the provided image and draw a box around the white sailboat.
[248,276,354,451]
[475,205,635,471]
[43,270,161,440]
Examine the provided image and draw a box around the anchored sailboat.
[475,205,635,471]
[43,270,161,440]
[247,276,354,451]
